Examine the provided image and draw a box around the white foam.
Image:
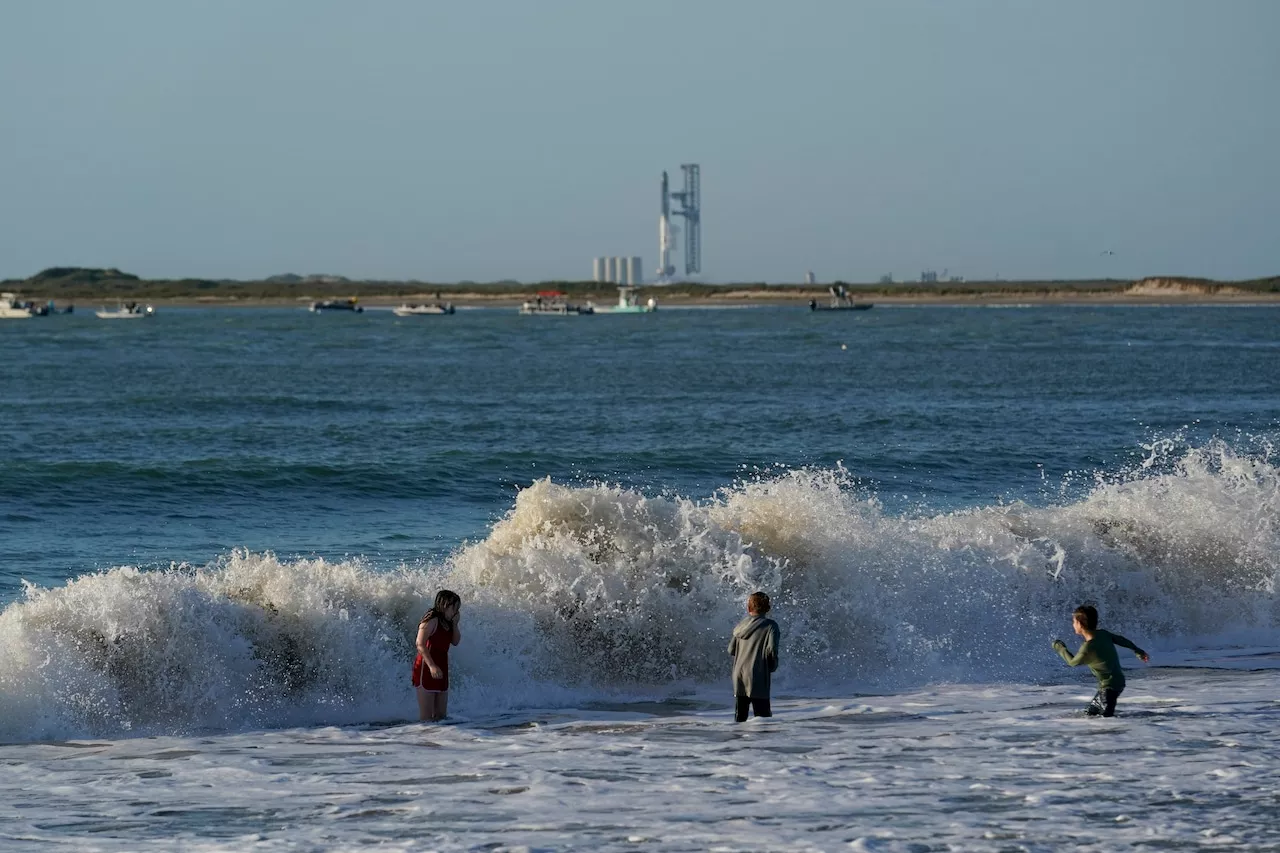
[1,671,1276,851]
[1,442,1277,741]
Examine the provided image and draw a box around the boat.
[310,297,363,313]
[0,293,35,319]
[600,286,656,314]
[393,302,455,316]
[2,295,70,317]
[95,302,155,319]
[810,284,873,312]
[519,291,594,316]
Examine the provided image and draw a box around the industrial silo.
[593,257,606,282]
[626,257,643,285]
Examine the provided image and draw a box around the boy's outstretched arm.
[1110,633,1150,662]
[1052,638,1092,667]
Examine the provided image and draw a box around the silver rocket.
[657,171,674,281]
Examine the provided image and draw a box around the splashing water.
[1,442,1276,741]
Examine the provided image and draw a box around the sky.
[1,1,1277,284]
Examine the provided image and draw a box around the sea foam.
[1,441,1276,741]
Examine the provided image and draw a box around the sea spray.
[446,477,772,688]
[1,442,1276,741]
[0,553,434,740]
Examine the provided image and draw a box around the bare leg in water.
[417,688,449,721]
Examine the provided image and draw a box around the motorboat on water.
[1,294,71,317]
[310,297,363,313]
[600,286,656,314]
[810,283,872,312]
[519,291,594,316]
[393,302,455,316]
[1,293,35,319]
[95,302,155,319]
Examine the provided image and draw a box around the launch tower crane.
[670,164,700,276]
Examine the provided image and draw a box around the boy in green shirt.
[1052,604,1149,717]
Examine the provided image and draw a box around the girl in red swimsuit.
[412,590,462,721]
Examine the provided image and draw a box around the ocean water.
[1,304,1278,850]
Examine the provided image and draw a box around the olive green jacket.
[728,615,780,698]
[1053,629,1146,690]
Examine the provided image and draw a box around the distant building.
[804,271,816,285]
[593,256,643,284]
[920,270,939,283]
[879,274,894,284]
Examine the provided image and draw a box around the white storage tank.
[626,257,643,285]
[605,257,618,284]
[593,257,606,282]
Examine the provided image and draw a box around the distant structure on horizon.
[805,271,816,285]
[657,164,700,282]
[592,256,644,285]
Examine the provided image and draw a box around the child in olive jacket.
[1053,604,1149,717]
[728,591,780,722]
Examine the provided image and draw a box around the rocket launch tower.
[657,163,700,281]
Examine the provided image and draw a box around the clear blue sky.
[1,1,1276,283]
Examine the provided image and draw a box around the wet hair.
[1073,605,1098,631]
[421,589,461,627]
[747,591,771,615]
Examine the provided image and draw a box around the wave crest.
[1,442,1276,740]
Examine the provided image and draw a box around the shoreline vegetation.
[4,267,1279,307]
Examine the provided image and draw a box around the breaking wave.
[1,440,1276,741]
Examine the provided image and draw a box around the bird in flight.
[1100,249,1116,256]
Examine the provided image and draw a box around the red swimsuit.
[412,619,453,691]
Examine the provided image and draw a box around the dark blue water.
[3,305,1278,601]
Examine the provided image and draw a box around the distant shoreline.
[5,268,1278,307]
[134,291,1280,308]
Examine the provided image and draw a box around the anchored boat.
[810,284,873,312]
[310,297,363,313]
[95,302,155,319]
[601,286,656,314]
[519,291,594,316]
[0,293,35,319]
[393,302,455,316]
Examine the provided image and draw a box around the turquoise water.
[3,304,1278,601]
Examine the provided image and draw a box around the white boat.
[810,284,873,312]
[600,286,656,314]
[0,293,34,319]
[393,302,455,316]
[310,297,363,313]
[519,291,594,316]
[95,302,155,319]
